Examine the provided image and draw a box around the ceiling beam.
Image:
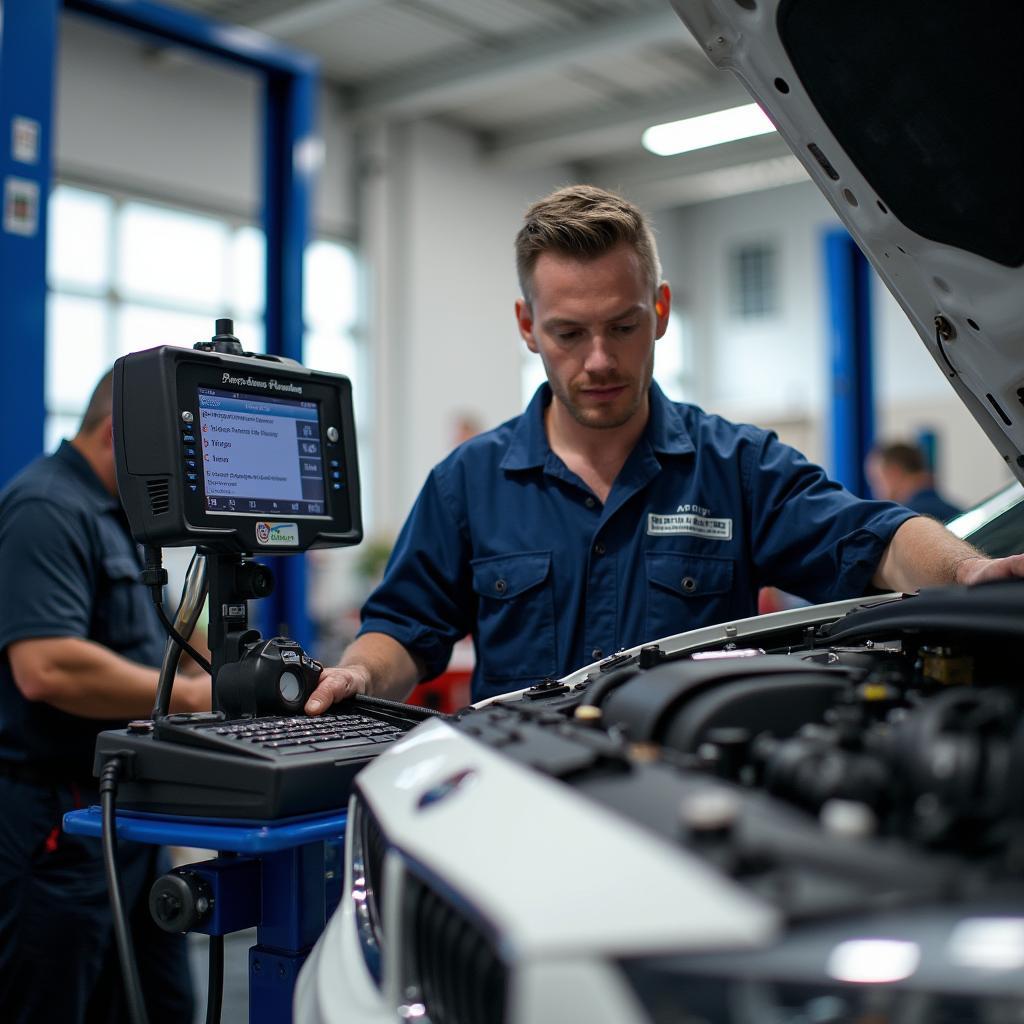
[584,131,797,190]
[352,7,693,119]
[248,0,380,38]
[582,133,808,209]
[483,77,751,169]
[621,155,809,209]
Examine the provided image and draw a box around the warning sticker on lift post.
[12,117,40,164]
[3,176,39,237]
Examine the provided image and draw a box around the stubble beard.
[548,353,654,431]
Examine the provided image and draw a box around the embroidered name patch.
[647,513,733,540]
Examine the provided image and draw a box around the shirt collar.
[54,439,120,512]
[500,380,694,471]
[645,380,695,457]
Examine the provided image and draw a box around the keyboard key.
[311,738,372,751]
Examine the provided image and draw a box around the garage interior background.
[6,0,1014,650]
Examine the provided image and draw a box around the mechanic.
[866,440,964,521]
[306,185,1024,710]
[0,370,208,1023]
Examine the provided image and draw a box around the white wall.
[56,13,354,235]
[656,182,1011,506]
[361,120,569,530]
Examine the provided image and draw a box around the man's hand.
[169,673,212,714]
[954,552,1024,586]
[305,664,370,716]
[302,632,424,714]
[874,516,1024,592]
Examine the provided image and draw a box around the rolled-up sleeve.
[357,467,474,680]
[744,431,917,603]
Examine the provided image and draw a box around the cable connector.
[141,545,168,589]
[140,567,168,588]
[99,751,136,792]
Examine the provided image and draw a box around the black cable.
[99,758,150,1024]
[143,545,212,676]
[151,595,212,675]
[352,692,450,720]
[205,934,224,1024]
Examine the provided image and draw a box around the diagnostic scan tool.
[94,321,433,820]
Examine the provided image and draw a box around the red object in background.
[407,669,472,714]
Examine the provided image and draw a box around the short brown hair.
[871,441,927,475]
[515,184,662,305]
[78,368,114,434]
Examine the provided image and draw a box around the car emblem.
[417,768,476,810]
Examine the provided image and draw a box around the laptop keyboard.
[205,713,407,754]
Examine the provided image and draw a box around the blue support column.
[823,229,876,497]
[260,69,319,652]
[250,843,326,1024]
[0,0,60,485]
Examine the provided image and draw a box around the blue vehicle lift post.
[823,228,876,497]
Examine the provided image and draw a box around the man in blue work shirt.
[866,440,964,522]
[0,371,208,1022]
[305,185,1024,710]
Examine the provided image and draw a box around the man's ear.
[654,283,672,340]
[515,298,539,353]
[101,413,115,450]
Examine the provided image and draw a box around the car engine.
[332,581,1024,1024]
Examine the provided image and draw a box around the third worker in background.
[307,184,1024,711]
[866,440,964,522]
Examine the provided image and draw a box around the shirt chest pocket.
[94,554,150,650]
[644,552,736,643]
[470,550,556,683]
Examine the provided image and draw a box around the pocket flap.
[471,550,551,601]
[101,555,140,582]
[646,552,734,598]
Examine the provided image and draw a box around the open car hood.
[670,0,1024,482]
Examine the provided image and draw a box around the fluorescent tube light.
[642,103,777,156]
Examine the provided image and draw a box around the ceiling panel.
[408,0,561,37]
[286,4,474,82]
[445,70,614,131]
[104,0,795,205]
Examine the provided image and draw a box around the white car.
[296,0,1024,1020]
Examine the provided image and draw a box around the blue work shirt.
[905,487,963,522]
[360,384,916,701]
[0,441,165,779]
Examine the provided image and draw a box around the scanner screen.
[196,385,328,518]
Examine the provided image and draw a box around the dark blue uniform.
[904,487,963,522]
[360,384,917,701]
[0,441,193,1023]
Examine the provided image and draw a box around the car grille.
[403,872,508,1024]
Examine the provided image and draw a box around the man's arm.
[872,515,1024,591]
[8,636,210,718]
[304,632,425,714]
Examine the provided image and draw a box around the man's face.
[515,242,669,431]
[865,455,899,501]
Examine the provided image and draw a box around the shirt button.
[591,648,603,660]
[495,579,507,594]
[584,496,596,508]
[681,576,697,592]
[593,542,606,555]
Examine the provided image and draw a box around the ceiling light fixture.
[642,103,777,157]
